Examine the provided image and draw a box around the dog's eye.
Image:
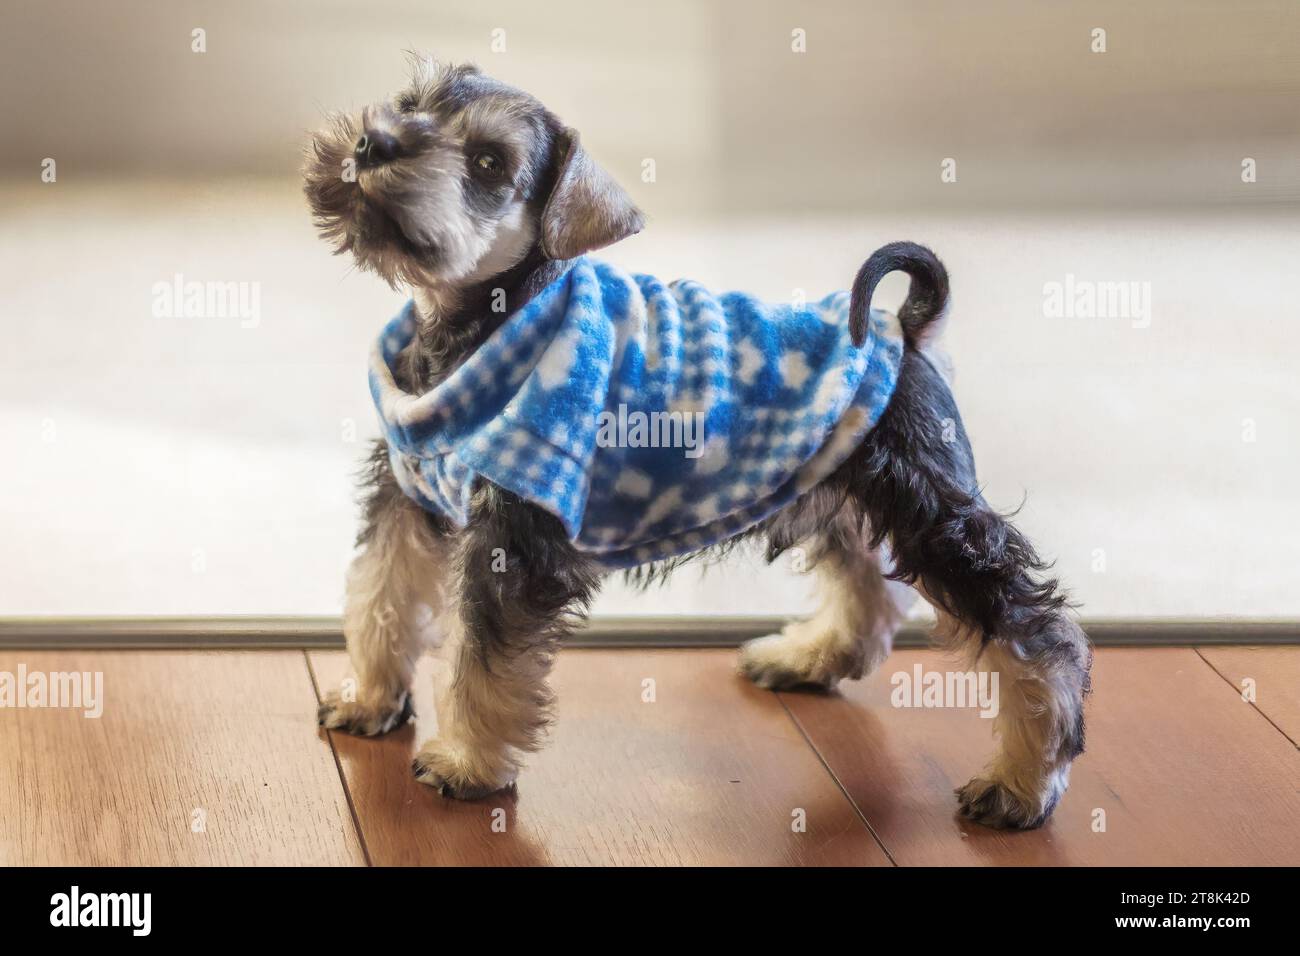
[471,151,504,180]
[396,94,419,113]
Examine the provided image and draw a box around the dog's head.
[304,56,643,291]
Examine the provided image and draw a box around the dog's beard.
[304,114,536,291]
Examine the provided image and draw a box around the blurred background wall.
[1,0,1297,618]
[4,0,1298,207]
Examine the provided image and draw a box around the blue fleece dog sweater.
[370,258,905,569]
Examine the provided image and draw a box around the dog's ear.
[540,129,644,260]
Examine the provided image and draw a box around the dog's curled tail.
[849,241,950,349]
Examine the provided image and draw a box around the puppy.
[305,56,1091,829]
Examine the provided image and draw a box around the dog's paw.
[956,772,1066,830]
[738,633,841,691]
[317,690,413,737]
[411,739,517,800]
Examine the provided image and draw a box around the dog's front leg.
[318,449,454,736]
[412,487,600,800]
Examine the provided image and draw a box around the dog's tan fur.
[414,626,556,798]
[739,516,917,690]
[928,596,1087,825]
[318,496,451,735]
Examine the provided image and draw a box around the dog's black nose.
[355,129,399,167]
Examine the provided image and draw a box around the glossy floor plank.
[309,648,890,866]
[0,650,364,865]
[5,645,1295,866]
[1198,646,1300,744]
[780,647,1300,865]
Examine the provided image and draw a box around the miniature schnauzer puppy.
[304,56,1091,829]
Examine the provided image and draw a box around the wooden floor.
[1,646,1296,866]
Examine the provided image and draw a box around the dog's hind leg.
[932,601,1090,830]
[318,443,453,736]
[854,351,1092,829]
[739,510,917,691]
[412,486,600,799]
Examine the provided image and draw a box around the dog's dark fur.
[306,57,1091,828]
